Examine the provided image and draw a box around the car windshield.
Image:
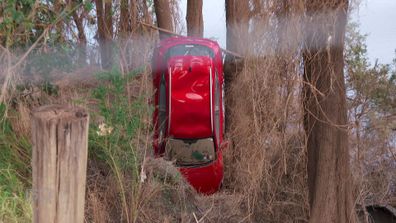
[166,44,214,58]
[165,138,216,166]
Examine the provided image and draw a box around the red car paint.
[168,56,212,138]
[152,36,225,194]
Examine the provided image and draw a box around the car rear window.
[166,44,215,59]
[165,138,216,166]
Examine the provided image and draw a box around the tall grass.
[0,103,32,223]
[0,14,394,223]
[87,69,147,222]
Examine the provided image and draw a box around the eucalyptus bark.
[302,0,356,222]
[153,0,174,40]
[186,0,203,37]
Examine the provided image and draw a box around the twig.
[192,212,199,223]
[197,199,215,223]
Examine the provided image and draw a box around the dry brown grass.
[3,49,394,223]
[1,5,395,222]
[222,57,309,222]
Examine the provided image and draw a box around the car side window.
[158,73,167,144]
[214,70,221,147]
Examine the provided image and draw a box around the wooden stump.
[31,105,89,223]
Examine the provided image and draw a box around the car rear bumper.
[178,152,223,194]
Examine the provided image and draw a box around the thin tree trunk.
[142,0,152,25]
[119,0,129,38]
[54,0,64,42]
[72,11,87,65]
[130,0,138,33]
[118,0,130,73]
[104,0,113,68]
[153,0,174,40]
[95,0,113,69]
[302,1,357,222]
[141,0,153,35]
[186,0,203,37]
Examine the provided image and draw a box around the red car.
[152,36,227,194]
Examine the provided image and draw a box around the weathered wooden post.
[31,105,89,223]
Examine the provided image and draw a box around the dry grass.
[1,5,395,223]
[222,58,309,222]
[2,47,394,223]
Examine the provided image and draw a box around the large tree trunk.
[186,0,203,37]
[302,1,356,222]
[95,0,113,69]
[225,0,249,54]
[224,0,249,132]
[153,0,174,40]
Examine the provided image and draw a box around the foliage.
[345,21,396,205]
[0,67,151,221]
[0,0,37,47]
[89,69,145,187]
[0,103,32,223]
[345,22,396,115]
[0,0,94,48]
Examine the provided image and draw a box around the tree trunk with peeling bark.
[186,0,203,37]
[302,0,357,222]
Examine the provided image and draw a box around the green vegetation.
[0,68,151,222]
[345,22,396,114]
[0,0,395,220]
[89,69,146,186]
[0,103,32,223]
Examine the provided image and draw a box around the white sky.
[179,0,226,47]
[354,0,396,64]
[179,0,396,65]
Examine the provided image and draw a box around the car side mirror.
[220,140,230,151]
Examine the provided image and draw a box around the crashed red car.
[152,36,226,194]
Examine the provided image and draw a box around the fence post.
[31,105,89,223]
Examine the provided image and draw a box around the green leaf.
[84,1,94,12]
